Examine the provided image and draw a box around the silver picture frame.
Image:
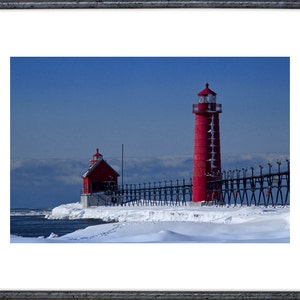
[0,0,300,8]
[2,1,299,299]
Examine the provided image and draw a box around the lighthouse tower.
[192,83,222,202]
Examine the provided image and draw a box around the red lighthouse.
[81,148,119,207]
[192,83,222,202]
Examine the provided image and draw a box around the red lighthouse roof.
[198,83,217,96]
[93,148,102,157]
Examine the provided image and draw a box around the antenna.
[121,144,124,188]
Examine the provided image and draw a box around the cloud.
[118,153,290,184]
[10,159,87,208]
[11,158,85,186]
[221,152,290,175]
[10,152,289,208]
[118,156,193,184]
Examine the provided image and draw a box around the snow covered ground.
[10,202,290,243]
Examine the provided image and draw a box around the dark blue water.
[10,209,112,238]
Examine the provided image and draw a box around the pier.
[88,160,289,207]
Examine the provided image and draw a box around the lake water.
[10,209,112,238]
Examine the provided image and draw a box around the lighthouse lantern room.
[192,83,222,202]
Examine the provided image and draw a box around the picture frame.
[0,0,300,8]
[0,291,299,299]
[1,2,299,300]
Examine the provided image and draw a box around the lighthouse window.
[199,96,205,103]
[204,94,216,103]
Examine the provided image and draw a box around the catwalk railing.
[102,160,289,207]
[116,178,193,206]
[207,160,290,206]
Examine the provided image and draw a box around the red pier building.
[192,83,222,202]
[81,148,119,207]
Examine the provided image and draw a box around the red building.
[192,83,222,202]
[82,148,119,194]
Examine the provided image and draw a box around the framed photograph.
[1,4,299,299]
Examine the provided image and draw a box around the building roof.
[82,159,119,178]
[197,83,217,96]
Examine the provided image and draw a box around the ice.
[10,209,51,217]
[11,202,290,243]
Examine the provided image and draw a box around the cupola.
[92,148,103,164]
[198,83,217,103]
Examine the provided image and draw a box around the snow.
[10,202,290,243]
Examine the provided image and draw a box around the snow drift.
[10,202,289,243]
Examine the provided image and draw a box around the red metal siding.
[193,109,210,201]
[82,159,119,194]
[83,177,89,194]
[192,84,222,202]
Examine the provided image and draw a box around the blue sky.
[10,57,290,208]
